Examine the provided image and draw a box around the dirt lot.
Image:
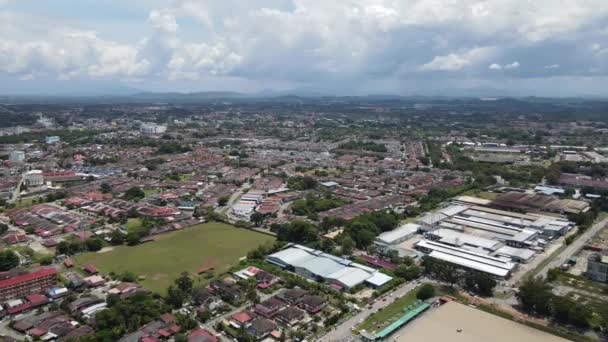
[395,301,567,342]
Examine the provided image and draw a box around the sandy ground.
[395,301,568,342]
[97,246,115,253]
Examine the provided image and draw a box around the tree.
[394,265,421,281]
[109,230,125,245]
[546,268,560,282]
[516,276,553,315]
[340,236,355,255]
[197,310,212,323]
[176,272,193,295]
[0,223,8,235]
[123,187,145,201]
[464,272,497,297]
[166,285,186,309]
[250,212,265,227]
[416,284,436,300]
[85,238,104,252]
[217,196,229,207]
[125,232,141,246]
[100,182,112,194]
[568,302,592,328]
[0,250,20,271]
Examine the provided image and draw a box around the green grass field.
[126,218,144,232]
[74,222,274,294]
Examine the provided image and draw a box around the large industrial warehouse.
[409,197,576,279]
[267,244,393,289]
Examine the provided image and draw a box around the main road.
[535,216,608,279]
[317,279,424,342]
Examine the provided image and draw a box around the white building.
[374,223,420,246]
[9,150,25,162]
[267,244,393,289]
[45,136,60,144]
[23,170,44,187]
[140,123,167,135]
[416,239,516,279]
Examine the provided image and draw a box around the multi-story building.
[9,150,25,162]
[0,268,58,302]
[140,123,167,135]
[23,170,44,187]
[45,136,60,144]
[587,253,608,282]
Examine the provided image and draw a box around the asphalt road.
[536,216,608,279]
[317,279,424,342]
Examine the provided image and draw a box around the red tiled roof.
[7,302,32,314]
[157,329,171,337]
[26,293,49,306]
[83,264,97,274]
[29,328,47,337]
[231,311,252,323]
[188,329,218,342]
[0,268,57,289]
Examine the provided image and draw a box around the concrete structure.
[587,253,608,282]
[0,268,58,302]
[140,123,167,135]
[23,170,44,187]
[45,136,60,144]
[267,244,392,289]
[9,150,25,162]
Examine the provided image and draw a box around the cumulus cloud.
[148,9,178,34]
[1,0,608,93]
[0,29,150,80]
[420,48,493,71]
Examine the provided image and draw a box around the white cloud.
[148,9,178,34]
[2,0,608,91]
[0,29,151,80]
[420,47,493,71]
[488,61,520,70]
[544,64,560,69]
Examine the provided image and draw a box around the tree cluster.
[517,276,592,328]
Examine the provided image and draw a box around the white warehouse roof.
[375,223,420,245]
[417,240,516,278]
[267,245,392,289]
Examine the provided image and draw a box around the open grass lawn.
[74,222,275,294]
[126,218,144,232]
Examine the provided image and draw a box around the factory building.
[267,244,392,290]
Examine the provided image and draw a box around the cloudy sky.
[1,0,608,96]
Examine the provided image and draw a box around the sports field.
[74,222,274,293]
